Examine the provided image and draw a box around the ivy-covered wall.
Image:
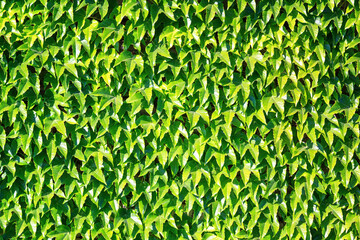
[0,0,360,239]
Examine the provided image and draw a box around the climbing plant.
[0,0,360,239]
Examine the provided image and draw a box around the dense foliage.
[1,0,360,239]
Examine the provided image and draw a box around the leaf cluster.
[1,0,360,239]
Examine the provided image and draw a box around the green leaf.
[100,0,109,20]
[53,120,67,137]
[47,225,71,238]
[345,18,356,29]
[64,58,78,77]
[218,51,231,67]
[0,127,6,150]
[92,169,106,185]
[272,96,285,114]
[329,205,343,221]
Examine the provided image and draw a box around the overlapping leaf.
[1,0,360,239]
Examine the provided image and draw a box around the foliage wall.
[1,0,360,239]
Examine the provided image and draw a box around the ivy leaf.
[92,169,106,185]
[99,0,109,20]
[64,58,78,78]
[329,205,344,221]
[47,225,71,238]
